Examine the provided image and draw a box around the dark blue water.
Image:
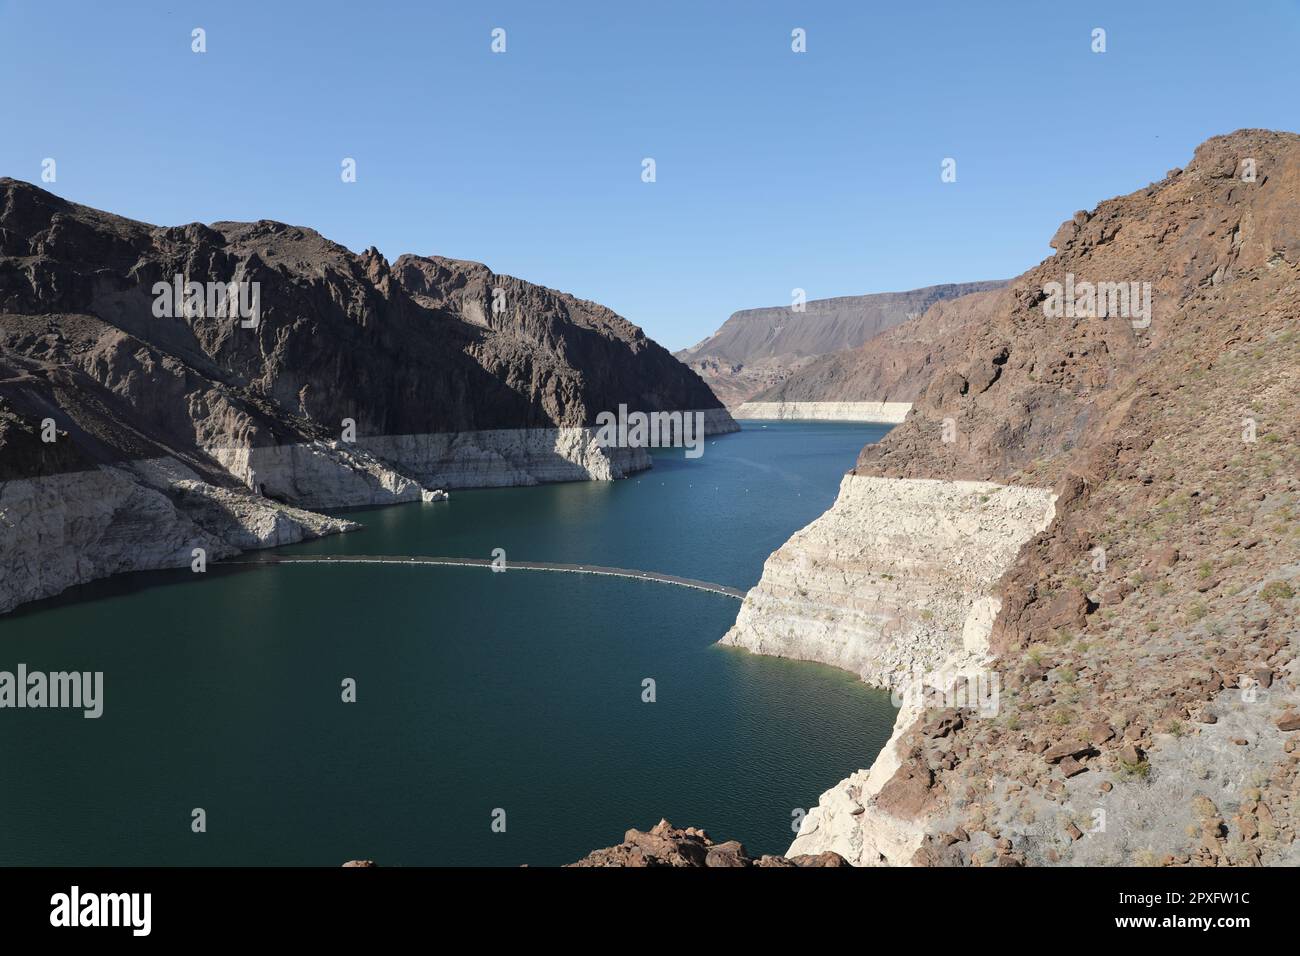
[0,421,897,866]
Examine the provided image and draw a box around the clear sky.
[2,0,1298,351]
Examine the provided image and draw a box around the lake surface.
[0,421,898,866]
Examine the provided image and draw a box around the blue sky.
[2,1,1298,351]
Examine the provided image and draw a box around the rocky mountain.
[721,129,1300,867]
[0,179,734,613]
[676,280,1005,406]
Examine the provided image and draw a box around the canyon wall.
[0,179,735,613]
[714,130,1300,868]
[721,473,1057,865]
[721,475,1057,688]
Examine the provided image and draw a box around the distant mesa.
[676,280,1006,410]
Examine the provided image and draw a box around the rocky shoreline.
[567,819,848,867]
[0,461,358,615]
[0,414,737,615]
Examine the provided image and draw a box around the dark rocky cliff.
[0,178,730,476]
[0,179,735,612]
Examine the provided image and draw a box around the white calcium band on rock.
[720,473,1058,865]
[733,401,912,424]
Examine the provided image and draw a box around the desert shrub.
[1260,580,1295,604]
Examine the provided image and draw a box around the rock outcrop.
[0,179,735,613]
[720,129,1300,867]
[721,475,1057,688]
[568,819,848,867]
[0,462,358,614]
[676,281,1006,406]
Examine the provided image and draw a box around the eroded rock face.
[0,179,735,612]
[0,463,356,613]
[567,819,848,867]
[720,474,1056,866]
[721,475,1057,688]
